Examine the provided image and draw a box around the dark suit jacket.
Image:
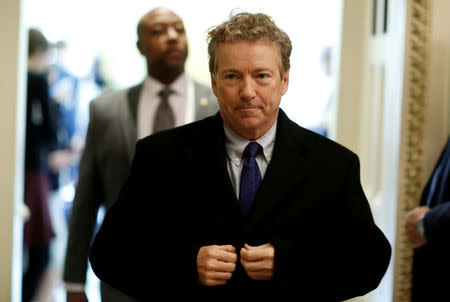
[63,80,218,294]
[412,137,450,302]
[25,71,58,171]
[89,110,391,300]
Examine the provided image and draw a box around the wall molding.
[393,0,430,301]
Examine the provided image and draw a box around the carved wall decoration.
[393,0,430,301]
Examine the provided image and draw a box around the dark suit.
[63,81,218,301]
[412,137,450,302]
[90,110,391,300]
[24,71,58,246]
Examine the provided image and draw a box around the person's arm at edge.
[423,201,450,246]
[63,100,103,296]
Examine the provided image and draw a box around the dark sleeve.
[273,153,391,300]
[424,201,450,247]
[37,75,58,142]
[63,101,103,284]
[25,73,59,170]
[423,139,450,246]
[89,141,145,297]
[422,137,450,248]
[89,139,200,299]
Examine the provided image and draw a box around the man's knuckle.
[205,249,214,257]
[205,259,215,269]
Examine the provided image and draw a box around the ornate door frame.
[394,0,449,301]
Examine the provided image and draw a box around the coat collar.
[207,110,314,230]
[244,109,314,230]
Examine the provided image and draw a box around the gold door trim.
[393,0,430,301]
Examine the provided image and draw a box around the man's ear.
[136,40,145,56]
[281,69,289,95]
[210,73,218,98]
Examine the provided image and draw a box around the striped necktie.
[153,87,175,133]
[239,142,262,215]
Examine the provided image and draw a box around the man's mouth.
[165,48,185,57]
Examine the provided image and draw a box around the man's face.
[211,40,289,140]
[137,8,188,70]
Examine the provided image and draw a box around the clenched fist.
[197,245,237,286]
[240,243,275,280]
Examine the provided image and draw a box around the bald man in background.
[63,7,218,302]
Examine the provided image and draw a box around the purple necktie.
[239,142,262,215]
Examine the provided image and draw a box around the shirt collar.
[223,121,277,167]
[142,72,187,98]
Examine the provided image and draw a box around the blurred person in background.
[34,40,84,302]
[405,136,450,301]
[63,7,218,302]
[308,45,334,137]
[23,28,58,302]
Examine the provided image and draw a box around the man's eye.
[175,25,185,34]
[150,27,165,35]
[257,73,269,79]
[225,74,237,80]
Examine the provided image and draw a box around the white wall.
[24,0,340,130]
[0,0,26,301]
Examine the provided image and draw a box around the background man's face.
[137,9,188,70]
[211,40,289,140]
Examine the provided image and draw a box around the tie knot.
[243,142,262,158]
[158,87,173,100]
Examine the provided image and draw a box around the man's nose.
[240,77,256,100]
[166,27,180,40]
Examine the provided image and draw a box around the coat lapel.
[193,81,219,120]
[120,84,141,164]
[194,114,243,220]
[187,110,317,230]
[194,82,209,120]
[245,110,314,231]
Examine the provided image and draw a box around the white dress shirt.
[223,121,277,198]
[137,73,195,139]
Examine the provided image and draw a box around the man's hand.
[48,150,75,172]
[197,245,237,286]
[240,243,275,280]
[67,292,88,302]
[405,206,430,248]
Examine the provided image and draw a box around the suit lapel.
[245,110,314,231]
[120,84,141,164]
[122,81,214,165]
[194,81,218,120]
